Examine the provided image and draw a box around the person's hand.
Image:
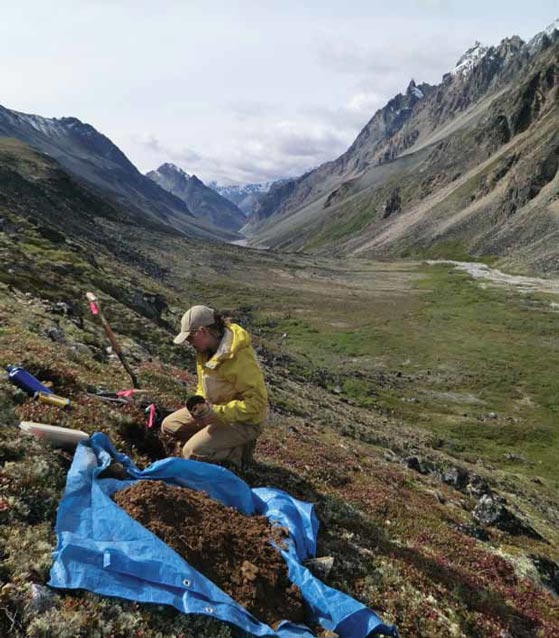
[162,416,200,441]
[194,403,221,427]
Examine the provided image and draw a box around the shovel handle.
[86,292,140,388]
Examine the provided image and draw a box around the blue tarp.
[49,433,398,638]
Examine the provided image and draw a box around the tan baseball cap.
[173,305,215,344]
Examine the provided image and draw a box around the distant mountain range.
[0,106,239,242]
[246,19,559,273]
[208,181,277,215]
[146,163,245,232]
[1,18,559,272]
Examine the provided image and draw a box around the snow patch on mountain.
[527,18,559,53]
[210,181,275,198]
[208,180,293,216]
[542,18,559,37]
[451,41,489,77]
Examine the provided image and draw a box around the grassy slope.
[261,264,559,484]
[1,144,559,638]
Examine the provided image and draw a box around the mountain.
[0,105,236,242]
[527,17,559,53]
[0,136,189,293]
[2,62,559,638]
[2,130,559,638]
[209,181,276,215]
[146,163,245,231]
[248,21,559,273]
[449,41,489,78]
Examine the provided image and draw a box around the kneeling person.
[162,305,268,467]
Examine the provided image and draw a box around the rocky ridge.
[248,21,559,273]
[0,105,238,242]
[146,163,245,232]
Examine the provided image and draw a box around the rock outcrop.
[247,22,559,273]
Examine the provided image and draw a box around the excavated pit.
[113,480,306,628]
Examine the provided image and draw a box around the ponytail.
[207,312,231,339]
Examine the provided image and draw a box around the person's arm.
[195,355,205,397]
[188,356,217,427]
[212,348,268,425]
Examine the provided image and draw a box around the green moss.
[401,240,482,262]
[2,151,559,636]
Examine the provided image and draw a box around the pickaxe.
[86,292,140,389]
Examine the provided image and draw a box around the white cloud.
[4,2,556,186]
[131,113,355,185]
[315,31,468,87]
[346,91,385,114]
[135,135,203,166]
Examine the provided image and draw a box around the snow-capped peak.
[451,41,489,77]
[543,18,559,37]
[211,181,275,197]
[527,18,559,53]
[406,80,424,99]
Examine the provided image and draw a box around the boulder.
[529,554,559,595]
[50,301,73,316]
[455,523,490,541]
[405,456,429,474]
[130,290,169,322]
[466,473,491,497]
[67,342,94,359]
[45,326,65,343]
[473,494,543,539]
[442,467,470,491]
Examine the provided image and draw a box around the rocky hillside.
[0,105,237,242]
[147,163,245,232]
[248,22,559,273]
[1,133,559,637]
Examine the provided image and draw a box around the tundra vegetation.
[3,23,559,638]
[1,174,559,637]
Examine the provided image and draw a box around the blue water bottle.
[6,365,54,396]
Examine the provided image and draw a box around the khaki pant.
[161,407,261,467]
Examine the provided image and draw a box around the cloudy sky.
[1,1,558,184]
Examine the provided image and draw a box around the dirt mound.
[113,480,306,628]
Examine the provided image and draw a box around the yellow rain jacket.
[195,323,268,425]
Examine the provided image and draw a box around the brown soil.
[113,480,306,628]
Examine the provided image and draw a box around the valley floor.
[1,232,559,637]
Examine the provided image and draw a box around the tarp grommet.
[182,578,191,587]
[205,606,214,614]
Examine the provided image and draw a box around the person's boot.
[241,439,256,470]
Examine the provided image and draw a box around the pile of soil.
[113,480,306,628]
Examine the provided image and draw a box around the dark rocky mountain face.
[248,178,298,224]
[251,36,535,228]
[0,106,237,242]
[146,163,245,231]
[248,22,559,273]
[342,79,435,172]
[0,137,179,278]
